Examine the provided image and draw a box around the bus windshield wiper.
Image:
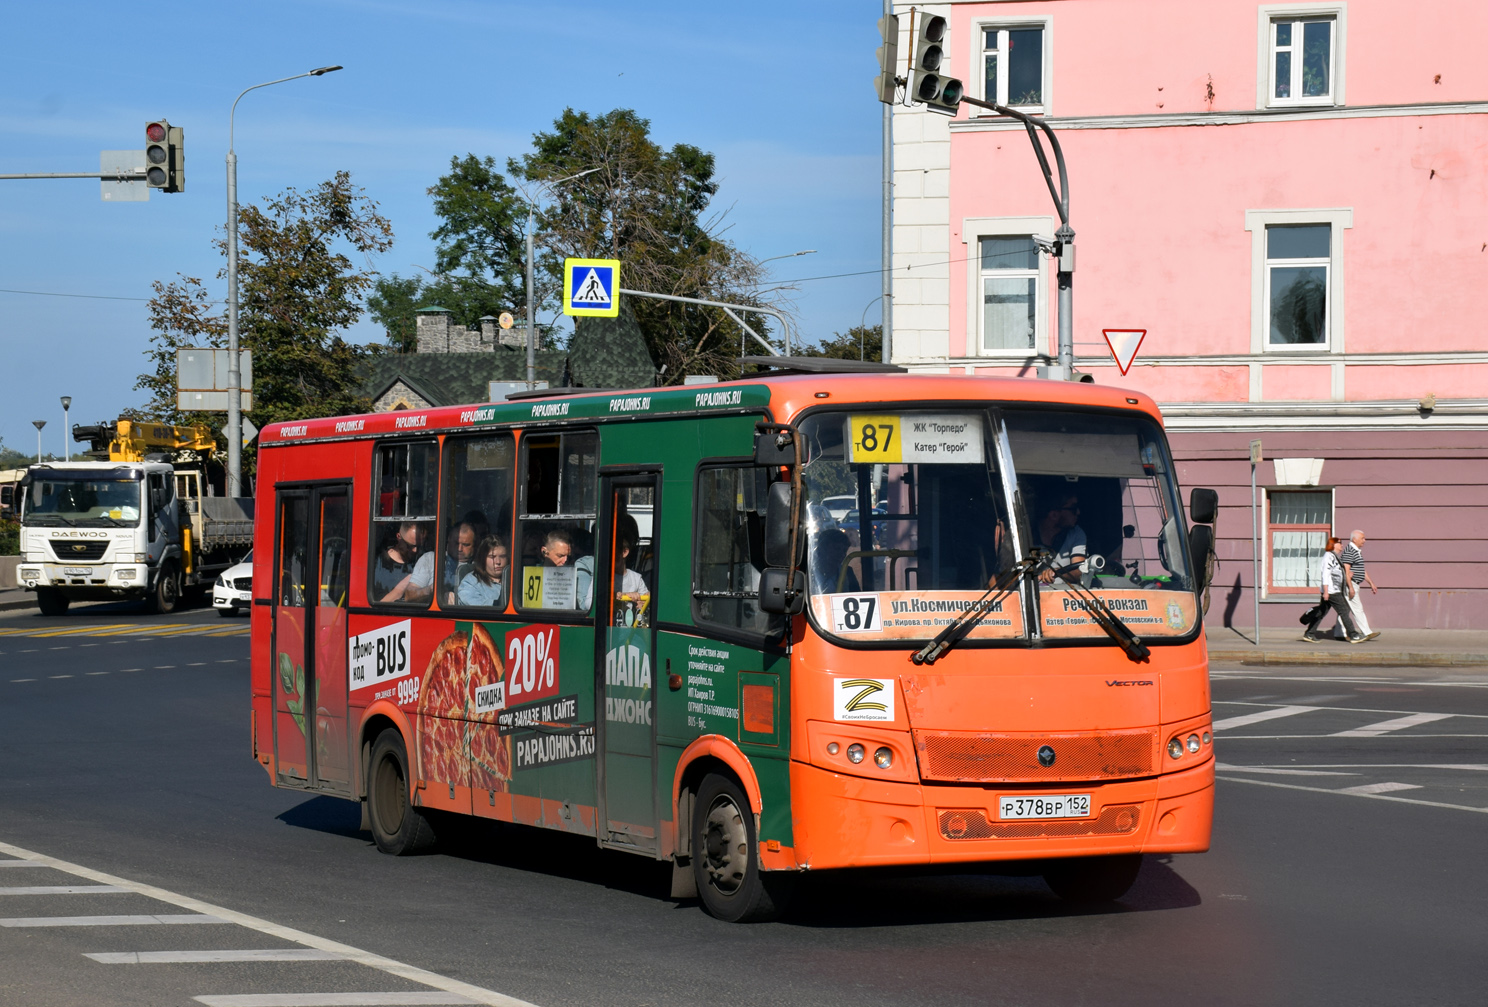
[912,555,1049,666]
[26,513,73,527]
[1053,578,1151,663]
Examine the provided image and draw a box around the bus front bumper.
[788,757,1213,871]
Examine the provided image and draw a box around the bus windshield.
[23,471,142,527]
[799,407,1198,645]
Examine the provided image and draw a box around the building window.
[979,236,1041,353]
[1266,224,1330,348]
[1270,17,1333,103]
[982,26,1045,109]
[1267,490,1331,594]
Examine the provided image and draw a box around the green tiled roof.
[567,296,658,390]
[359,346,568,407]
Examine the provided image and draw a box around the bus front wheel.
[691,772,794,923]
[366,728,438,855]
[1043,854,1143,903]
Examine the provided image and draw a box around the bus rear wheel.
[366,728,437,855]
[691,772,794,923]
[36,589,70,617]
[1043,854,1143,903]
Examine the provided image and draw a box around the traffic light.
[909,13,964,116]
[145,120,185,192]
[873,13,900,104]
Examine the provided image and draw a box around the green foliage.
[429,154,527,305]
[367,272,509,354]
[0,518,18,555]
[137,172,394,468]
[800,324,883,363]
[0,438,47,469]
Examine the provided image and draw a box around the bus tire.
[147,561,180,615]
[1043,854,1143,903]
[36,589,70,617]
[366,728,438,855]
[691,772,794,923]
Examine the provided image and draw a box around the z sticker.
[834,677,895,722]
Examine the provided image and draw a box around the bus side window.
[368,441,439,608]
[441,433,516,611]
[692,465,780,637]
[516,430,598,613]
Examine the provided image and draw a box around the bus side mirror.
[763,481,797,569]
[754,429,796,467]
[1189,487,1218,525]
[758,568,806,615]
[1188,524,1215,593]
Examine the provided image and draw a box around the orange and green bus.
[249,363,1218,921]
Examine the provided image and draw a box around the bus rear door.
[596,474,659,853]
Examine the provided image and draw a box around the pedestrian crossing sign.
[563,258,621,318]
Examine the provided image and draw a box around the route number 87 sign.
[829,593,881,633]
[847,414,983,465]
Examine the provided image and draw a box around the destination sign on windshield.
[847,414,983,465]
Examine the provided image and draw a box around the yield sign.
[1102,329,1146,376]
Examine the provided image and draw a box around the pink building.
[888,0,1488,630]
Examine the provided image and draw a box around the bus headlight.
[846,743,865,764]
[1168,737,1184,760]
[873,746,893,769]
[1186,733,1201,754]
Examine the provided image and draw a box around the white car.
[212,551,253,617]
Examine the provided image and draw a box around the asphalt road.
[1,605,1485,1007]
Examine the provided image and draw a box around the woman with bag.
[1301,537,1364,643]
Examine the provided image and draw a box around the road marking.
[1332,712,1454,737]
[86,949,347,963]
[0,914,229,927]
[1218,775,1488,814]
[49,675,73,679]
[120,668,142,673]
[86,671,109,676]
[1212,673,1488,690]
[11,678,36,683]
[1336,782,1422,795]
[0,840,536,1006]
[1216,700,1488,720]
[194,995,479,1006]
[154,665,176,669]
[1211,705,1318,731]
[189,662,207,666]
[1215,763,1357,777]
[0,861,47,868]
[0,885,127,894]
[1264,763,1488,771]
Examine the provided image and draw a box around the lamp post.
[225,64,342,497]
[32,420,45,464]
[520,167,601,388]
[60,396,71,461]
[754,250,816,355]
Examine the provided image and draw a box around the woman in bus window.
[457,536,508,608]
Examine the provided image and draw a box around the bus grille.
[50,541,108,562]
[914,729,1156,783]
[938,805,1142,841]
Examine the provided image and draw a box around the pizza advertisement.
[809,590,1025,642]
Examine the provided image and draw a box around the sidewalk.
[1207,626,1488,667]
[0,588,35,612]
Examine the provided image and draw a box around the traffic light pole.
[0,171,148,180]
[958,95,1075,380]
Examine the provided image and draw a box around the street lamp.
[32,420,46,464]
[521,166,601,388]
[748,251,816,355]
[225,64,342,497]
[60,396,71,461]
[760,249,817,266]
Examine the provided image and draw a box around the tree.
[372,108,787,378]
[136,171,393,456]
[801,324,883,363]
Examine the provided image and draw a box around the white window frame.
[1244,208,1352,355]
[963,216,1052,359]
[1257,4,1346,109]
[970,16,1053,115]
[1261,486,1336,600]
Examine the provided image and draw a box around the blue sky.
[0,0,884,458]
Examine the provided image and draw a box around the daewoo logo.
[1106,679,1154,687]
[394,414,427,429]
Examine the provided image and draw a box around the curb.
[0,597,36,612]
[1210,649,1488,668]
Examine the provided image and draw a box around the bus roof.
[258,372,1164,448]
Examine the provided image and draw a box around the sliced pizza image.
[416,630,471,788]
[466,623,513,792]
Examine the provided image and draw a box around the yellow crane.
[72,420,216,463]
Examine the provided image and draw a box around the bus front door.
[596,475,659,853]
[271,484,351,794]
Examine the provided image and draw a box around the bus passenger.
[611,526,651,625]
[378,522,435,603]
[1036,492,1088,585]
[457,536,508,608]
[810,528,859,595]
[540,527,574,566]
[542,526,594,611]
[441,521,478,605]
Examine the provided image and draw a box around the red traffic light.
[146,122,167,142]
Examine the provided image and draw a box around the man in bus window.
[441,521,478,605]
[1036,492,1087,585]
[377,522,434,603]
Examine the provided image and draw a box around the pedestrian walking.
[1332,529,1381,640]
[1303,537,1364,643]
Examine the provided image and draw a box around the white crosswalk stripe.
[1336,781,1422,795]
[194,995,480,1006]
[0,885,126,894]
[1332,712,1453,737]
[87,949,346,964]
[0,914,228,927]
[1211,705,1318,731]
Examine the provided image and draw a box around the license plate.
[998,794,1091,820]
[63,567,92,576]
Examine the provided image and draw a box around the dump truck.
[14,420,253,615]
